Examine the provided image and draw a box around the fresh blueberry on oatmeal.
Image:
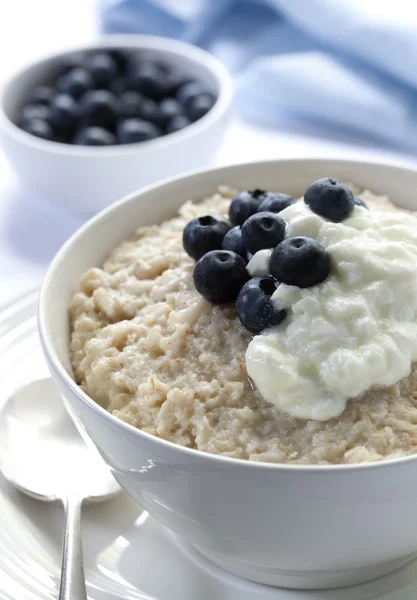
[241,211,286,254]
[222,226,246,258]
[183,215,232,260]
[236,276,286,333]
[229,189,266,226]
[269,236,330,288]
[304,177,355,222]
[257,192,294,214]
[193,250,249,303]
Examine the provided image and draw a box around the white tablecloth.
[0,0,415,306]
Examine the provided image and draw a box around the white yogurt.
[247,249,273,277]
[246,200,417,420]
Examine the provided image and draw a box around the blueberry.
[158,98,183,126]
[270,236,330,288]
[222,226,246,258]
[117,118,162,144]
[49,94,79,135]
[304,178,355,222]
[135,97,159,123]
[27,85,55,106]
[126,62,167,100]
[236,276,286,333]
[80,90,117,130]
[183,215,231,261]
[21,118,53,140]
[55,58,80,78]
[57,68,94,99]
[354,196,369,209]
[258,192,294,214]
[127,57,169,76]
[117,90,142,119]
[242,211,286,254]
[165,115,191,134]
[176,82,212,108]
[110,78,127,95]
[163,71,189,96]
[187,94,215,121]
[104,48,129,74]
[193,250,249,304]
[74,126,115,146]
[117,91,159,122]
[20,104,52,126]
[84,53,118,88]
[54,131,73,144]
[229,189,266,226]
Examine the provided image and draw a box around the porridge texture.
[70,186,417,465]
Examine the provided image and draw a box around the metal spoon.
[0,378,121,600]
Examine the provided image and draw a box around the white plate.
[2,290,417,600]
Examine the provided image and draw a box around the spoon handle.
[59,495,88,600]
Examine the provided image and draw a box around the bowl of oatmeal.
[39,159,417,589]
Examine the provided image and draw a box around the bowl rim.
[39,156,417,474]
[0,34,233,156]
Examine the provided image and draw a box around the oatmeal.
[70,185,417,465]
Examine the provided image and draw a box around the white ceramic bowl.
[39,158,417,590]
[0,35,233,214]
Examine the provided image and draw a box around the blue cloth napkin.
[100,0,417,152]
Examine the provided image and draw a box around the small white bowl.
[0,35,233,214]
[39,158,417,590]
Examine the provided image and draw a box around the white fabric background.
[0,0,415,306]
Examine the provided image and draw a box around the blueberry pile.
[17,48,217,145]
[183,179,367,333]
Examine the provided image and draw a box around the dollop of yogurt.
[246,199,417,420]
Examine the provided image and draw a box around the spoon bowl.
[0,378,120,501]
[0,377,121,599]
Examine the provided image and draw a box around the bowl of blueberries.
[0,35,233,213]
